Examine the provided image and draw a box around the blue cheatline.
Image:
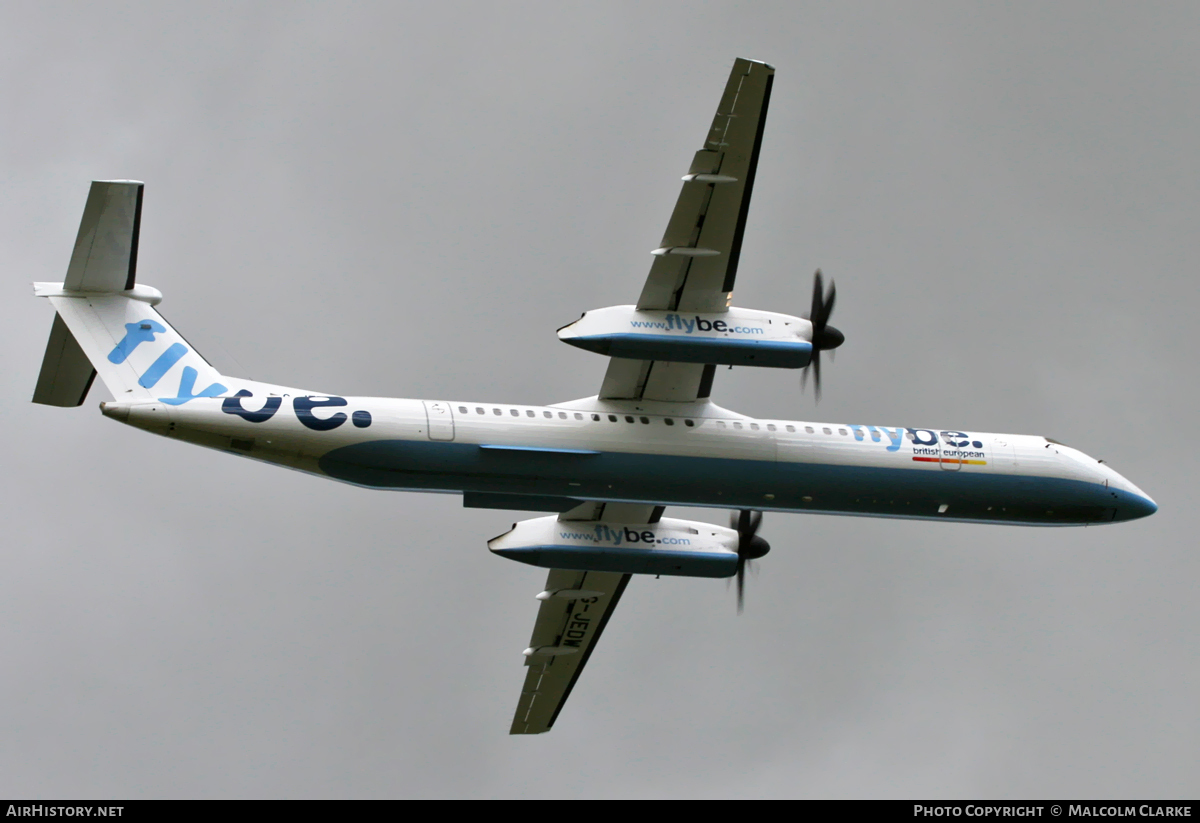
[316,439,1153,524]
[492,544,737,578]
[566,333,813,368]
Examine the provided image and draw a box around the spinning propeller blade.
[801,269,844,402]
[728,509,769,614]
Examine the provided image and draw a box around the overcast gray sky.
[2,1,1196,798]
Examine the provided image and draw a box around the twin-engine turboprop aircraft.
[32,59,1156,735]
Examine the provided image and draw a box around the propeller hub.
[745,535,770,560]
[814,324,844,351]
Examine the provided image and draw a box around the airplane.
[30,58,1157,735]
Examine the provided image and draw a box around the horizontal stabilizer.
[32,312,97,406]
[64,180,144,292]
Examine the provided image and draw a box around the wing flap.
[598,358,714,402]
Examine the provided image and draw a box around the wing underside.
[510,568,631,734]
[600,58,774,403]
[509,502,658,734]
[508,58,776,733]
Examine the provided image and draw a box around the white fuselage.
[102,392,1157,526]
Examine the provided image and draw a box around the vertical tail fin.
[33,181,228,406]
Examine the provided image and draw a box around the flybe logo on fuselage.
[844,425,983,452]
[629,314,766,335]
[108,320,226,404]
[846,425,988,465]
[221,392,373,431]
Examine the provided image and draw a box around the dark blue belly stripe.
[317,439,1141,524]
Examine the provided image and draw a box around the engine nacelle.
[488,515,739,578]
[557,305,813,369]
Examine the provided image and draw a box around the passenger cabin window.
[640,417,650,424]
[717,421,727,428]
[767,424,776,432]
[608,414,618,422]
[458,406,467,414]
[839,428,847,435]
[560,412,568,419]
[476,407,485,415]
[493,408,502,415]
[510,409,520,417]
[665,418,675,426]
[543,411,553,418]
[750,423,760,431]
[684,419,695,427]
[733,422,743,430]
[786,425,795,433]
[526,410,535,418]
[823,427,832,435]
[805,426,814,433]
[574,413,583,420]
[625,415,635,423]
[592,414,601,421]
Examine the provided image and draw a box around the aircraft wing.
[599,57,774,403]
[509,503,658,734]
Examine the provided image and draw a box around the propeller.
[729,509,770,614]
[801,269,844,401]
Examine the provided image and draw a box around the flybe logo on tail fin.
[160,367,227,405]
[107,318,226,404]
[109,320,166,363]
[138,343,187,387]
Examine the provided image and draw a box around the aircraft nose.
[1104,475,1158,521]
[1089,459,1157,523]
[1114,490,1158,521]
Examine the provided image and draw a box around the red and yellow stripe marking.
[912,456,987,466]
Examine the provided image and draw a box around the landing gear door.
[423,400,455,441]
